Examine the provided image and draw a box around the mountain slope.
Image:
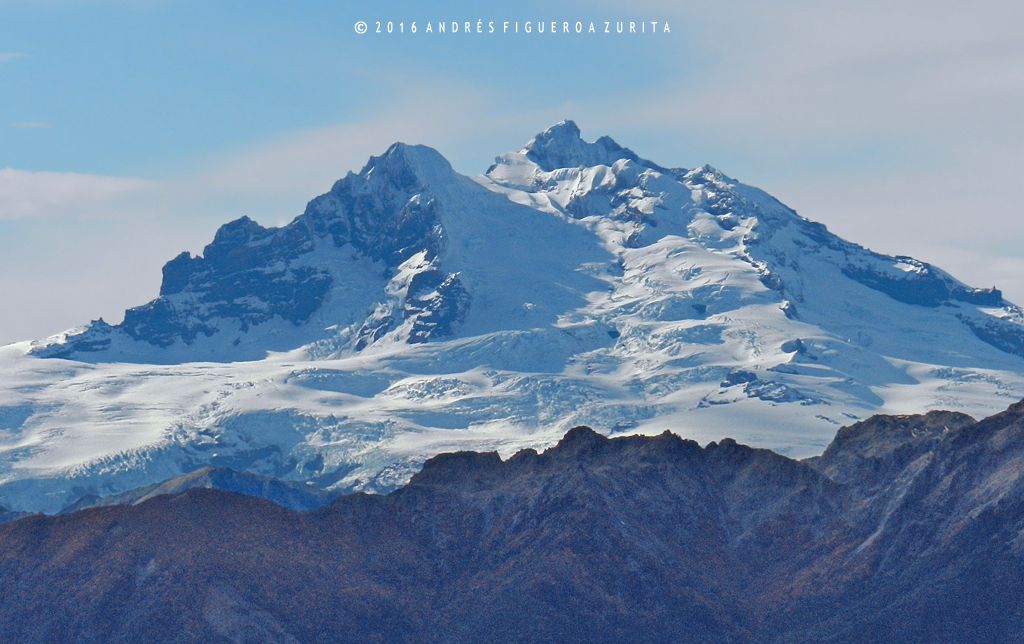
[5,403,1024,642]
[30,141,609,363]
[56,465,340,514]
[1,121,1023,512]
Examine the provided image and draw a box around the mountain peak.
[201,215,266,264]
[519,121,661,172]
[530,120,585,149]
[352,141,457,194]
[550,424,609,455]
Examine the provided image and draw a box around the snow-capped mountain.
[3,121,1024,512]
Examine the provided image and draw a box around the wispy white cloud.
[0,53,26,62]
[0,168,167,343]
[0,168,157,220]
[587,1,1024,150]
[9,122,50,128]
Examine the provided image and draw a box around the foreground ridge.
[4,401,1024,642]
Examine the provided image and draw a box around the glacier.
[3,120,1024,513]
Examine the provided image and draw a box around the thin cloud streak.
[0,168,156,220]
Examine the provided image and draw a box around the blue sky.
[2,0,1024,343]
[0,0,684,176]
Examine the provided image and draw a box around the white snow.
[3,125,1024,513]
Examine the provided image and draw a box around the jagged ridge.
[6,401,1024,642]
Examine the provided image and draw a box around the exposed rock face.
[811,409,977,491]
[31,143,471,360]
[6,401,1024,642]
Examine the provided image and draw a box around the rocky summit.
[5,401,1024,642]
[2,122,1024,513]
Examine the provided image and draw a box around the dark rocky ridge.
[6,402,1024,642]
